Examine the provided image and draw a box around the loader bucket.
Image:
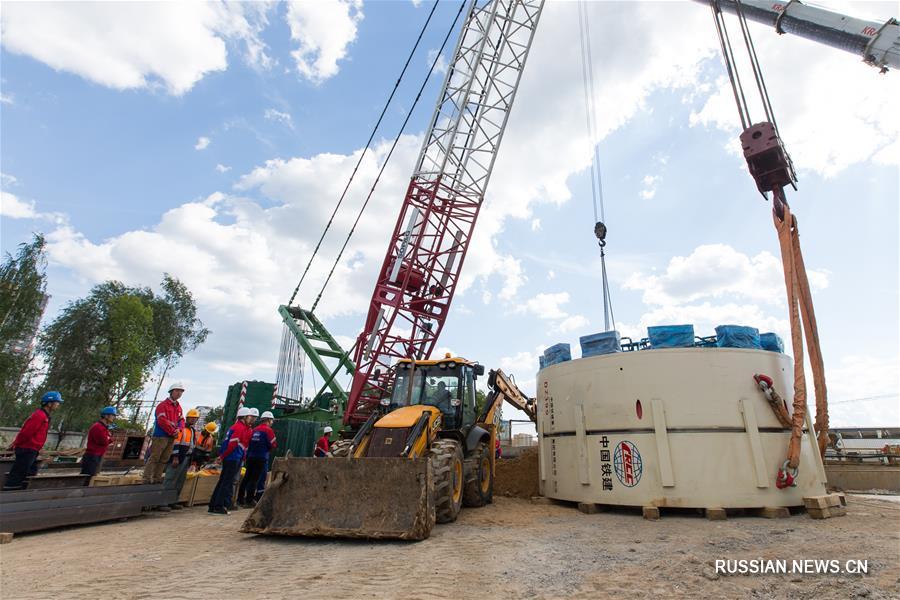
[241,457,435,541]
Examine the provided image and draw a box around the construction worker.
[3,391,63,490]
[142,382,185,484]
[192,422,218,468]
[314,426,333,457]
[81,406,117,476]
[161,408,200,508]
[208,407,253,515]
[247,407,259,427]
[237,411,277,507]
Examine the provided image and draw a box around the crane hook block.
[739,122,797,195]
[594,221,607,243]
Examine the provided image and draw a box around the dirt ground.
[1,494,898,600]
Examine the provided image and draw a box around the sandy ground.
[1,494,898,600]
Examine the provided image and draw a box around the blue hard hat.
[100,406,117,416]
[41,391,63,404]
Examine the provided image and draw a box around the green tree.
[38,276,208,432]
[204,405,224,427]
[0,235,48,425]
[142,274,209,425]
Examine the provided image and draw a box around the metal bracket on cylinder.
[650,399,675,488]
[740,397,770,488]
[574,401,590,485]
[537,395,546,488]
[773,0,798,34]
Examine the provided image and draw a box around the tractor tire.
[463,441,494,507]
[430,439,464,524]
[330,440,352,458]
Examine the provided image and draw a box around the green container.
[222,380,341,459]
[223,380,276,431]
[271,419,319,458]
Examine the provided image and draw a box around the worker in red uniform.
[314,426,333,457]
[81,406,117,476]
[208,407,253,515]
[3,391,63,490]
[142,381,185,484]
[237,410,277,508]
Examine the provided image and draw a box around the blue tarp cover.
[715,325,761,349]
[760,332,784,353]
[580,331,621,357]
[541,343,571,367]
[648,325,695,349]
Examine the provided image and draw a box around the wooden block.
[530,496,554,505]
[0,533,13,544]
[803,496,831,510]
[642,506,660,521]
[759,507,790,519]
[577,502,600,514]
[836,492,847,507]
[808,505,846,519]
[807,507,828,519]
[705,508,727,521]
[825,494,841,508]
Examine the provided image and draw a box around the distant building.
[194,405,214,426]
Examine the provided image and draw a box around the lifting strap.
[772,191,829,467]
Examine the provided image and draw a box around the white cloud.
[624,244,829,308]
[519,292,570,320]
[215,164,231,173]
[557,315,589,333]
[547,270,555,281]
[426,48,448,75]
[0,92,13,105]
[1,190,36,219]
[688,10,900,176]
[195,137,211,151]
[1,173,18,186]
[827,354,899,427]
[0,2,273,95]
[264,108,295,129]
[530,218,541,232]
[285,0,363,83]
[640,174,659,200]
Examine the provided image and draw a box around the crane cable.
[709,1,828,474]
[577,0,615,332]
[311,0,468,312]
[286,0,443,307]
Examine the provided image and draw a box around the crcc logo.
[613,440,642,487]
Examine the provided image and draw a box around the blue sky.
[1,1,897,428]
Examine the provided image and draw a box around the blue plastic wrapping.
[760,332,784,353]
[648,325,695,349]
[580,331,621,357]
[541,343,571,367]
[715,325,761,349]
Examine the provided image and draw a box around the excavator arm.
[484,368,536,423]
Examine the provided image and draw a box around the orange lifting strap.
[772,191,829,469]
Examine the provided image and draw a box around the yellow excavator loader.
[241,356,528,540]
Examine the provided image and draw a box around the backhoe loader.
[241,356,529,540]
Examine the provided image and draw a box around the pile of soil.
[495,447,540,498]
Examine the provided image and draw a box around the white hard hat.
[249,407,260,417]
[323,426,333,434]
[168,381,185,392]
[261,411,274,420]
[236,406,252,418]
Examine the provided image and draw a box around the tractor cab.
[387,355,485,431]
